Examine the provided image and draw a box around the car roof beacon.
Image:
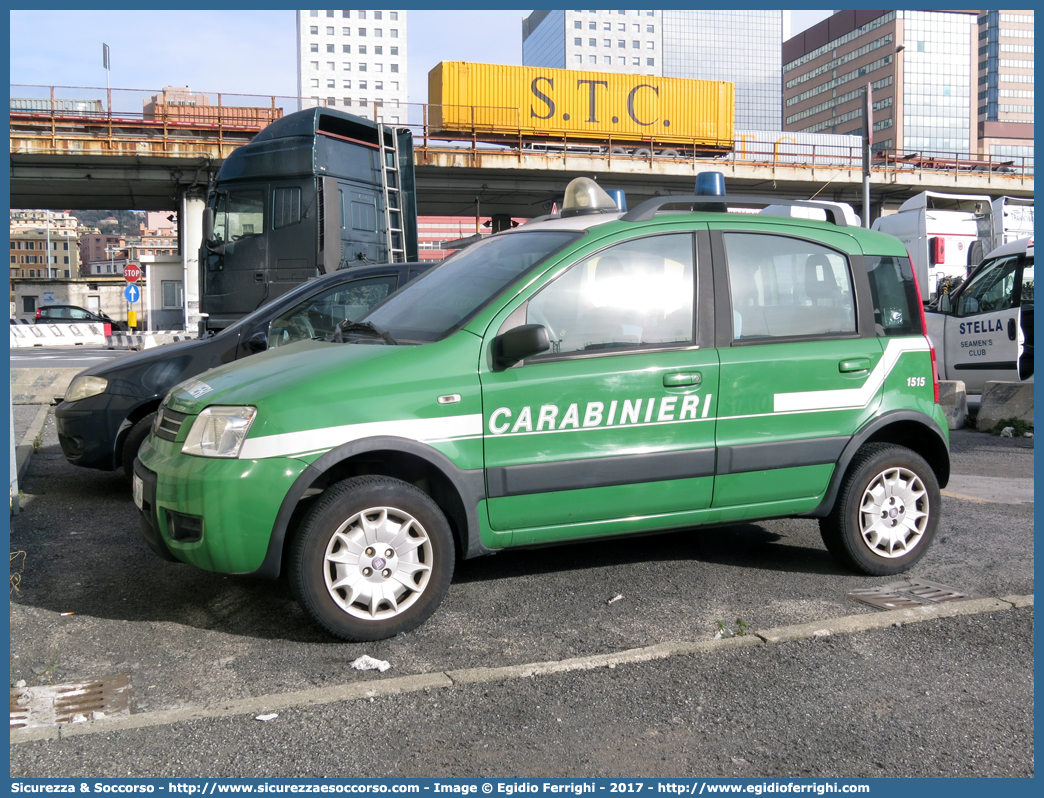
[695,171,727,213]
[560,177,622,217]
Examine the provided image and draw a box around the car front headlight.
[64,375,108,403]
[181,406,257,458]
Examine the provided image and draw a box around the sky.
[9,9,834,110]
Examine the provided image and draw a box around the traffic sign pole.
[123,262,141,330]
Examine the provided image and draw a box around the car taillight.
[930,346,940,403]
[907,252,940,403]
[929,236,945,266]
[34,309,41,319]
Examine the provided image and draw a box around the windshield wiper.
[326,320,398,345]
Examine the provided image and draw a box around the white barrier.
[106,331,197,350]
[10,323,108,348]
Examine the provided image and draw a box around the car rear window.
[865,255,921,336]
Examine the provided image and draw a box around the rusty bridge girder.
[10,110,1034,215]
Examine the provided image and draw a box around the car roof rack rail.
[621,195,851,227]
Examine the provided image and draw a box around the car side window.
[269,275,398,348]
[956,254,1020,317]
[525,233,694,356]
[724,233,855,339]
[866,255,920,336]
[69,308,90,320]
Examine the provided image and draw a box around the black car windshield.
[211,271,359,338]
[359,231,582,342]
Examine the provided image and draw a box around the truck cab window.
[213,191,264,245]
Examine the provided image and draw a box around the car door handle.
[663,372,701,387]
[839,358,871,373]
[1008,318,1017,341]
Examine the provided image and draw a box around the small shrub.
[992,418,1033,437]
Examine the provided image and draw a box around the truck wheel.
[121,413,156,480]
[288,476,455,641]
[819,444,940,575]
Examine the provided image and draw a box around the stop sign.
[123,263,141,283]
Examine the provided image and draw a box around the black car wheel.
[289,475,454,641]
[121,413,156,480]
[820,444,940,575]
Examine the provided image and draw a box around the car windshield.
[210,272,356,338]
[360,231,582,342]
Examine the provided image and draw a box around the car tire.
[288,475,455,641]
[819,443,940,575]
[121,413,156,480]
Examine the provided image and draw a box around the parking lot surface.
[9,415,1034,777]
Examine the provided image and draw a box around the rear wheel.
[819,444,940,575]
[121,413,156,480]
[289,476,454,641]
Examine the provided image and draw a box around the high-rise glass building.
[783,9,1033,167]
[295,9,408,123]
[522,9,783,130]
[976,10,1034,167]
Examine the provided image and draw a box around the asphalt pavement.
[7,413,1034,778]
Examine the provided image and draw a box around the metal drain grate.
[10,673,133,729]
[847,579,981,610]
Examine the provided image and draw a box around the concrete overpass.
[10,102,1033,217]
[10,90,1032,332]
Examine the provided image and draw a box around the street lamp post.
[104,244,125,325]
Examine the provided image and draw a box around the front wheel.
[288,476,455,641]
[819,444,940,575]
[121,412,156,480]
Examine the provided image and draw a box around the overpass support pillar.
[179,187,206,333]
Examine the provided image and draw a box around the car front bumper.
[55,394,143,471]
[135,434,308,575]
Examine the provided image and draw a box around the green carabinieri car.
[135,177,950,641]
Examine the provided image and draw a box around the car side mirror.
[493,324,550,370]
[936,294,952,314]
[244,331,268,353]
[202,208,214,243]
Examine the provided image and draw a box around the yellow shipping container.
[429,61,734,150]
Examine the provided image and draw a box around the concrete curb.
[9,593,1032,744]
[14,405,51,486]
[754,597,1010,643]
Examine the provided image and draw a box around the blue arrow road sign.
[124,284,140,303]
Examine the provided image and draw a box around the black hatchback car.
[36,304,128,331]
[56,261,435,476]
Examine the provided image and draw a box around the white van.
[925,237,1034,393]
[873,192,988,302]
